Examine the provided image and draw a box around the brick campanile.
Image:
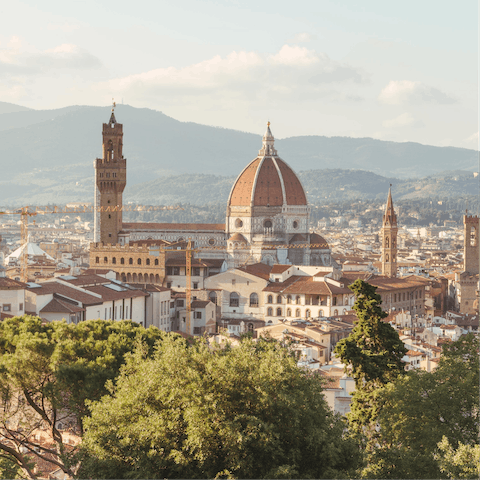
[381,187,398,278]
[464,215,479,275]
[94,105,126,244]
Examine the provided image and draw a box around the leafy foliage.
[79,336,359,479]
[0,316,164,479]
[363,333,480,479]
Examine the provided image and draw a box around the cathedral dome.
[227,123,307,207]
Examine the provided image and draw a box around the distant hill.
[0,103,477,205]
[0,101,32,114]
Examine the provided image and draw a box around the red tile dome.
[228,124,307,207]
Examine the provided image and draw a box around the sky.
[0,0,478,149]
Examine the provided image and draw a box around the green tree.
[333,279,407,438]
[362,333,479,479]
[79,336,359,479]
[0,316,164,479]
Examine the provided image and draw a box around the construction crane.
[0,204,183,282]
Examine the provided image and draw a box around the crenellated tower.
[93,104,127,244]
[381,186,398,277]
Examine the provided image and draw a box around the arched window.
[129,258,133,265]
[286,295,292,304]
[276,307,282,316]
[471,226,477,246]
[305,309,311,319]
[296,295,301,305]
[264,220,272,228]
[334,309,338,316]
[295,308,301,317]
[277,295,282,304]
[155,259,159,265]
[104,257,108,264]
[120,257,125,265]
[267,307,273,316]
[229,292,239,307]
[248,323,254,332]
[249,293,259,307]
[146,258,150,265]
[385,237,389,247]
[112,257,116,264]
[209,291,217,305]
[319,309,324,317]
[95,257,99,264]
[386,254,389,262]
[286,308,292,316]
[267,295,273,304]
[137,258,142,265]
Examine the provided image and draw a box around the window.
[264,220,272,228]
[276,307,282,316]
[385,237,389,247]
[286,308,292,316]
[155,259,159,266]
[267,295,273,304]
[104,257,108,264]
[193,282,198,289]
[295,308,301,317]
[95,257,99,264]
[267,307,273,316]
[209,291,217,305]
[296,296,301,305]
[286,295,292,304]
[334,309,338,316]
[129,258,133,265]
[2,304,11,312]
[232,278,236,286]
[121,257,125,265]
[167,283,172,288]
[177,299,184,307]
[230,292,239,307]
[194,311,202,319]
[193,267,200,276]
[235,218,243,228]
[394,293,397,302]
[319,309,323,317]
[333,297,337,306]
[305,296,311,305]
[173,267,180,276]
[305,309,311,319]
[108,214,111,219]
[277,295,282,304]
[146,258,150,265]
[137,258,142,265]
[19,303,23,311]
[112,257,116,264]
[249,293,259,307]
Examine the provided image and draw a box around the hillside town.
[1,112,478,428]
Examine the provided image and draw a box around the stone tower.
[463,215,479,274]
[381,187,398,277]
[94,105,126,245]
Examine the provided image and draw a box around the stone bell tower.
[93,103,126,244]
[381,186,398,277]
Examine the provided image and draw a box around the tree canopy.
[0,316,164,479]
[362,333,480,479]
[79,336,359,479]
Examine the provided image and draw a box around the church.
[90,107,336,281]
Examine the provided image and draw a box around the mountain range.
[0,103,477,206]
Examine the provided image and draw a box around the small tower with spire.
[381,186,398,277]
[93,101,127,244]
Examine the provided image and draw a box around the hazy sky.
[1,0,477,148]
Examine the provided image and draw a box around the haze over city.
[1,0,477,148]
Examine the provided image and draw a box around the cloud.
[379,80,457,105]
[290,32,317,43]
[99,44,366,105]
[0,37,101,78]
[383,112,424,128]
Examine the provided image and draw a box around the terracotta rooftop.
[237,262,272,281]
[270,264,291,274]
[26,282,103,306]
[84,284,148,302]
[228,154,307,207]
[0,277,28,289]
[191,300,210,308]
[40,297,85,314]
